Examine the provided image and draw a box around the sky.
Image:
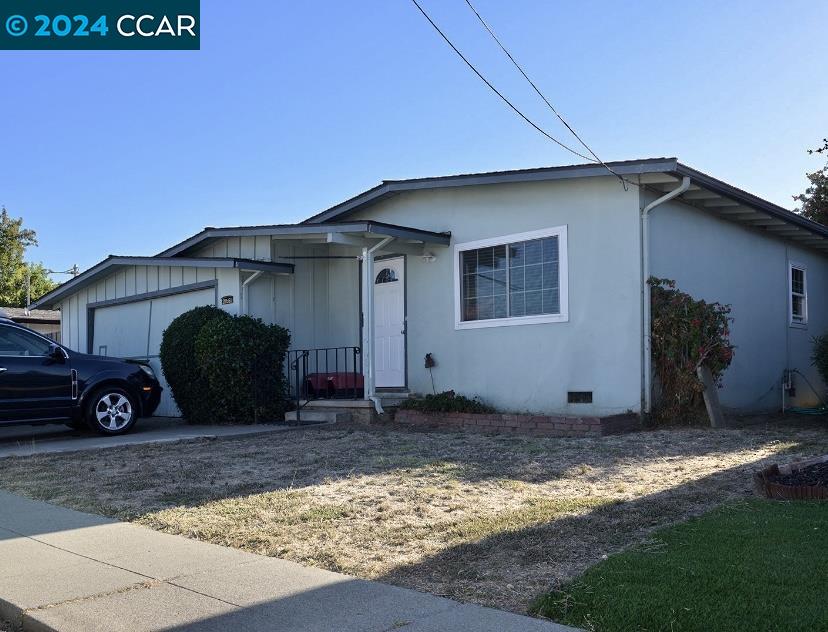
[1,0,826,277]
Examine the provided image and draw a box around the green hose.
[786,406,828,415]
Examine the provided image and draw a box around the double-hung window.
[789,262,807,326]
[454,226,568,329]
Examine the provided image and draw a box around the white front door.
[373,257,405,388]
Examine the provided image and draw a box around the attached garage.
[32,255,293,418]
[91,286,217,416]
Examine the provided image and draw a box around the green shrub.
[194,315,291,424]
[159,306,231,423]
[399,390,495,414]
[811,333,828,388]
[649,277,735,424]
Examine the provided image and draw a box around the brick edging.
[393,409,639,437]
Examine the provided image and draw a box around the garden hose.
[786,406,828,415]
[786,370,828,415]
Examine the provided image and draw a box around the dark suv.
[0,313,162,435]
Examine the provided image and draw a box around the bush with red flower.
[649,277,735,424]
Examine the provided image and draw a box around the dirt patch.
[774,461,828,486]
[0,419,826,614]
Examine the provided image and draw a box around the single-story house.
[32,157,828,418]
[1,307,61,341]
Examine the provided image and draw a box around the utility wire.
[462,0,629,190]
[409,0,595,163]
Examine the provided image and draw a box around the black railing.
[287,346,363,423]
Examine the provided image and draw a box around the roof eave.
[302,158,680,224]
[30,257,294,310]
[673,163,828,240]
[158,221,451,257]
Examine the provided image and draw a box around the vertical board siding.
[240,236,256,259]
[125,268,136,295]
[57,263,223,353]
[158,266,171,291]
[54,236,362,373]
[105,275,116,300]
[136,267,148,294]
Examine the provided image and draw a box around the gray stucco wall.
[649,196,828,411]
[352,176,643,415]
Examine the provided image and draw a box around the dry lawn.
[1,419,826,613]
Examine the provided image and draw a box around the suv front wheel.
[86,387,138,435]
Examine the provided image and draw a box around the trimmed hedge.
[194,315,290,424]
[160,307,290,424]
[159,306,231,423]
[399,390,495,414]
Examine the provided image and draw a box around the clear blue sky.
[2,0,826,276]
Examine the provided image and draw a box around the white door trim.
[373,256,406,388]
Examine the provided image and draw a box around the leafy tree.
[794,139,828,225]
[0,207,57,307]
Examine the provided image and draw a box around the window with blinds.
[790,263,807,325]
[455,226,568,329]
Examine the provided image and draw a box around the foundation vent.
[567,391,593,404]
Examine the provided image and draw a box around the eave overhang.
[31,257,294,310]
[158,220,452,258]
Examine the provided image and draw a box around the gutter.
[641,176,691,414]
[362,236,395,414]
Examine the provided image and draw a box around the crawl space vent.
[568,391,593,404]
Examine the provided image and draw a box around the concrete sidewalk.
[0,491,574,632]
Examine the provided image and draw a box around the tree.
[793,138,828,225]
[0,207,57,307]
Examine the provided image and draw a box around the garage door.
[92,288,216,417]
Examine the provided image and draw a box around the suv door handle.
[0,367,6,373]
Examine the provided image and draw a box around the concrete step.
[283,410,351,424]
[378,392,411,407]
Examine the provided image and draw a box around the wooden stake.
[697,365,725,429]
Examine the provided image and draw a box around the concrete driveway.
[0,417,290,459]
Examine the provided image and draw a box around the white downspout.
[363,236,395,414]
[642,176,691,413]
[241,271,263,316]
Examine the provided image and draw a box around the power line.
[409,0,595,163]
[462,0,628,190]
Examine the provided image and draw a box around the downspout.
[642,176,691,414]
[241,271,263,315]
[363,236,395,414]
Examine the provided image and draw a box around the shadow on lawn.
[374,450,813,614]
[0,419,824,520]
[1,421,826,618]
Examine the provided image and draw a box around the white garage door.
[93,288,216,417]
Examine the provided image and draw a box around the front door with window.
[374,257,405,388]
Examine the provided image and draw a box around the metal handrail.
[286,346,362,424]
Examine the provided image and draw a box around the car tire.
[86,387,138,435]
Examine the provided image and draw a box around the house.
[32,158,828,418]
[1,307,61,341]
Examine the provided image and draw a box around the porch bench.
[305,372,364,398]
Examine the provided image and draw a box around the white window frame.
[789,261,808,327]
[454,225,569,330]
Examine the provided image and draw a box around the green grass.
[532,500,828,632]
